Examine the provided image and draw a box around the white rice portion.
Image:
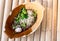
[20,10,34,27]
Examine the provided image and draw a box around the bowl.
[5,2,45,38]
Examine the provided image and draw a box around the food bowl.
[5,2,45,38]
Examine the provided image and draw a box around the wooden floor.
[0,0,59,41]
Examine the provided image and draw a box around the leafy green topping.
[20,8,28,19]
[15,15,20,24]
[12,25,16,29]
[14,8,28,24]
[20,23,26,27]
[33,11,37,17]
[21,8,27,14]
[20,12,28,19]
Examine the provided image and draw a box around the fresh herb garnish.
[14,8,28,24]
[33,11,37,17]
[21,8,27,14]
[20,23,26,27]
[20,8,28,19]
[12,25,16,29]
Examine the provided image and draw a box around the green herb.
[24,14,28,18]
[20,23,26,27]
[33,11,37,17]
[20,8,28,19]
[14,12,21,24]
[20,13,25,19]
[12,25,16,29]
[15,16,20,24]
[21,8,27,14]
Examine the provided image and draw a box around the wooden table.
[0,0,59,41]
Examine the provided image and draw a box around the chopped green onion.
[33,11,37,17]
[21,8,27,14]
[12,25,16,29]
[20,23,26,27]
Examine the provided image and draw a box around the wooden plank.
[41,0,47,32]
[21,37,27,41]
[12,0,19,10]
[45,0,53,41]
[45,8,52,41]
[45,31,52,41]
[46,0,52,31]
[15,38,20,41]
[40,31,45,41]
[57,31,60,41]
[0,0,5,40]
[9,39,15,41]
[25,0,31,2]
[57,0,60,31]
[31,0,35,2]
[1,0,12,41]
[34,26,40,41]
[40,0,47,41]
[57,0,60,41]
[19,0,24,4]
[52,0,58,41]
[27,34,34,41]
